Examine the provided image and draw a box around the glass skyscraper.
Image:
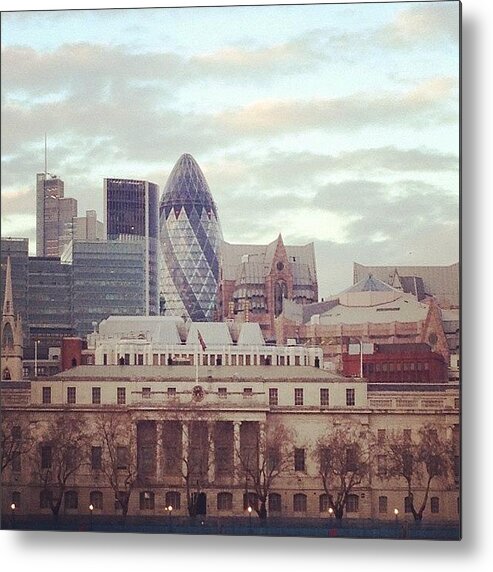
[159,154,223,321]
[104,178,159,316]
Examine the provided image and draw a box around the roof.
[52,365,347,382]
[95,316,183,344]
[342,274,397,294]
[186,322,233,347]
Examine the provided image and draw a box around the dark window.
[90,490,103,510]
[346,388,355,406]
[294,388,304,406]
[377,429,386,445]
[218,387,227,398]
[217,492,233,511]
[92,387,101,404]
[269,388,279,406]
[41,445,52,469]
[346,494,359,513]
[117,387,126,405]
[167,387,177,398]
[165,491,181,510]
[404,496,413,513]
[346,447,358,472]
[293,493,307,512]
[139,491,155,510]
[12,425,21,440]
[116,446,129,469]
[64,490,78,510]
[320,388,330,406]
[269,493,282,513]
[42,387,51,404]
[12,491,21,509]
[379,496,388,514]
[294,448,306,472]
[91,446,102,470]
[377,455,387,476]
[67,387,76,404]
[12,453,21,472]
[142,387,151,399]
[431,497,440,513]
[243,387,253,397]
[40,490,52,509]
[319,493,330,513]
[243,492,259,511]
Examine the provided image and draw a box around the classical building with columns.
[1,362,459,523]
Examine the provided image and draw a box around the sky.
[0,0,460,298]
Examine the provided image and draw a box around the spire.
[3,256,14,317]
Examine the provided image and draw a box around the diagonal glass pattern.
[159,154,223,321]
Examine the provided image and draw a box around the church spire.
[3,256,14,317]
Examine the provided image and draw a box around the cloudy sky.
[1,1,460,297]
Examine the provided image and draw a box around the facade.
[159,154,223,322]
[1,257,23,380]
[353,263,459,309]
[276,275,449,373]
[1,365,459,522]
[36,173,78,257]
[66,240,147,338]
[219,234,318,341]
[105,178,160,316]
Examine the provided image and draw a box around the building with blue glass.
[104,178,159,316]
[159,154,223,321]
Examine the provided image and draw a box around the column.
[208,421,215,483]
[233,421,241,482]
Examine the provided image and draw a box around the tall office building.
[36,173,78,257]
[59,209,104,256]
[159,154,223,321]
[104,179,159,316]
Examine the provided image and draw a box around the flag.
[197,329,207,351]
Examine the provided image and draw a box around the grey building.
[68,240,147,338]
[104,178,159,316]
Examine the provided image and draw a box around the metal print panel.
[0,1,460,541]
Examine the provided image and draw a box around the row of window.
[10,490,446,515]
[104,353,311,367]
[41,386,356,407]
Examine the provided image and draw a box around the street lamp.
[34,340,40,378]
[89,504,94,530]
[394,508,399,523]
[247,505,253,526]
[328,507,334,519]
[10,503,16,529]
[167,505,173,526]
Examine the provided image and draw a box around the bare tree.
[236,422,293,519]
[384,424,454,521]
[33,414,88,520]
[314,425,369,520]
[1,413,33,473]
[94,411,138,521]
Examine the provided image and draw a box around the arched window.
[139,491,155,510]
[268,493,282,513]
[40,490,52,509]
[2,368,11,380]
[319,493,331,513]
[293,493,307,513]
[274,281,287,317]
[64,490,78,510]
[346,494,359,513]
[216,492,233,511]
[165,491,181,510]
[2,323,14,350]
[90,490,103,510]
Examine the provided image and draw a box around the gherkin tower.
[159,154,223,321]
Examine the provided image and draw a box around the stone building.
[1,257,23,380]
[1,363,459,522]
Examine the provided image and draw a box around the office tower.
[104,179,159,316]
[69,240,147,338]
[59,209,104,256]
[159,154,223,321]
[36,173,78,257]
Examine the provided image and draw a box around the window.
[320,447,331,473]
[294,388,304,406]
[293,493,307,513]
[218,387,227,399]
[139,491,155,510]
[92,387,101,405]
[269,493,282,513]
[40,490,52,509]
[12,425,21,440]
[346,388,355,406]
[243,492,259,511]
[64,490,78,510]
[91,446,102,470]
[404,496,413,513]
[12,453,21,472]
[117,387,126,405]
[116,446,129,469]
[103,353,108,365]
[142,387,151,399]
[377,429,386,445]
[319,493,330,513]
[346,447,358,472]
[165,491,181,510]
[42,387,51,404]
[377,455,387,476]
[66,446,77,471]
[90,491,103,510]
[67,387,76,404]
[294,448,306,472]
[167,387,177,398]
[243,387,253,397]
[379,496,388,514]
[320,388,330,407]
[346,494,359,513]
[431,497,440,514]
[137,354,144,366]
[114,491,126,511]
[41,445,52,469]
[217,492,233,511]
[12,491,21,509]
[269,388,279,406]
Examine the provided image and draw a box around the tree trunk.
[335,505,344,520]
[258,500,267,520]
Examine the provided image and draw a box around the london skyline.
[1,1,459,298]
